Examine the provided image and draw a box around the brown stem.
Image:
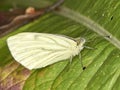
[0,0,64,38]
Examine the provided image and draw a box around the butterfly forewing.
[7,33,77,69]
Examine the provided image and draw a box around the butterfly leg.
[69,56,73,65]
[79,53,86,70]
[65,56,73,71]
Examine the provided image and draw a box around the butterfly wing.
[7,32,77,70]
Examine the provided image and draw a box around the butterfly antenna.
[84,46,95,49]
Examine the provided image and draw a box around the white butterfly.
[7,32,86,70]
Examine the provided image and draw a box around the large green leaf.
[0,0,120,90]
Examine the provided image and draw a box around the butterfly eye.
[80,38,86,43]
[75,37,86,45]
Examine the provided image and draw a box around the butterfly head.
[74,37,86,51]
[75,37,86,46]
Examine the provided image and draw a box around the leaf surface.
[0,0,120,90]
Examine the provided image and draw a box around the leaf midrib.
[54,6,120,50]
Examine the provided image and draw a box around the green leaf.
[1,0,120,90]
